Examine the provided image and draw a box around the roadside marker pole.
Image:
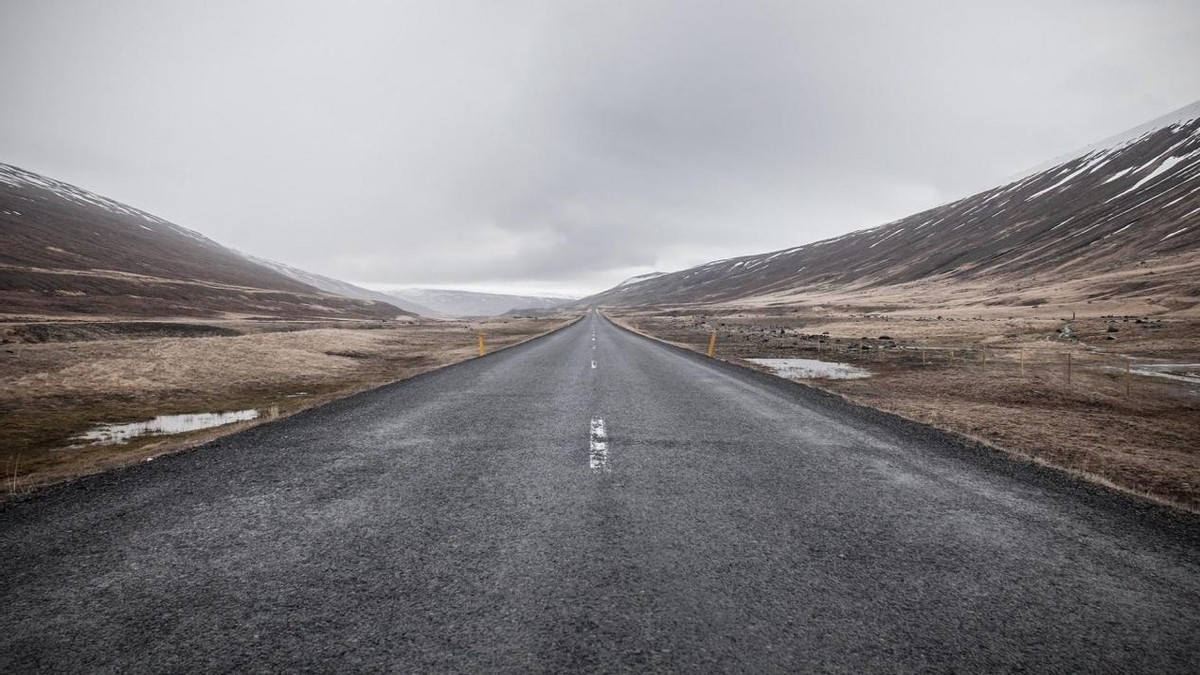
[706,331,717,357]
[477,333,485,356]
[859,338,864,359]
[1020,348,1025,377]
[1066,352,1072,384]
[1125,359,1131,396]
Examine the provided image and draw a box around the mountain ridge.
[578,101,1200,315]
[0,162,413,320]
[242,255,437,316]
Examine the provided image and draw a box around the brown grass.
[613,308,1200,512]
[0,316,576,495]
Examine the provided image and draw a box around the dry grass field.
[612,307,1200,511]
[1,315,575,495]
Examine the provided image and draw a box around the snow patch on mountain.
[0,162,186,232]
[1013,99,1200,182]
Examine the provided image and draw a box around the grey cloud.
[2,0,1198,295]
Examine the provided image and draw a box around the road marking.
[589,417,609,471]
[591,359,597,369]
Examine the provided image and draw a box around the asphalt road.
[3,312,1199,672]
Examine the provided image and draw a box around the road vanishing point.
[3,312,1199,672]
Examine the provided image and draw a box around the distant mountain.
[579,100,1200,313]
[0,163,412,320]
[387,288,574,317]
[244,255,436,316]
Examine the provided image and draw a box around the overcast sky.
[2,1,1198,296]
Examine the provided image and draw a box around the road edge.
[3,314,586,503]
[603,312,1200,520]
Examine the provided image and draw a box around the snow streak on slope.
[616,272,667,287]
[580,102,1200,309]
[0,163,212,245]
[0,163,406,319]
[1014,100,1200,181]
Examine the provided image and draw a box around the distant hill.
[244,255,436,316]
[387,288,574,317]
[0,163,412,320]
[578,101,1200,315]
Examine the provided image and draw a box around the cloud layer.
[3,0,1198,294]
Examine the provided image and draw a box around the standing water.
[73,410,261,446]
[747,358,871,380]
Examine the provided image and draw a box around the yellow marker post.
[477,333,485,356]
[706,331,717,357]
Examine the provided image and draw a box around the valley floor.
[1,315,573,495]
[612,308,1200,511]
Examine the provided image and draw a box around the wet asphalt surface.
[3,312,1199,673]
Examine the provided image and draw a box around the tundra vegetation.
[1,315,572,495]
[614,305,1200,511]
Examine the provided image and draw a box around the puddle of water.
[1103,361,1200,385]
[73,409,261,446]
[747,358,871,380]
[1133,370,1200,385]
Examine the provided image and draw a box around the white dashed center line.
[589,417,609,471]
[591,359,597,369]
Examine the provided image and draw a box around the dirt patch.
[614,308,1200,512]
[1,315,576,495]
